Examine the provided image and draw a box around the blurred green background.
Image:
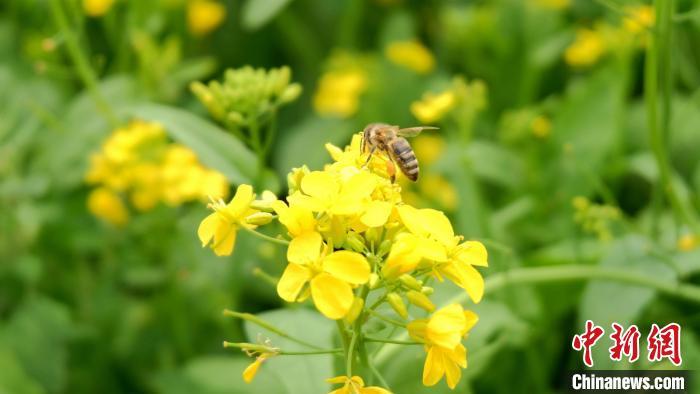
[2,0,700,393]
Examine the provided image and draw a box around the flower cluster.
[411,77,487,127]
[86,120,228,225]
[572,196,621,241]
[201,133,487,391]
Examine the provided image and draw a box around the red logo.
[572,321,682,367]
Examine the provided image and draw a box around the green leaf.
[0,350,44,394]
[0,297,72,393]
[243,308,335,393]
[465,140,525,189]
[124,103,257,185]
[155,356,286,394]
[241,0,294,30]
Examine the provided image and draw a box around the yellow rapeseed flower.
[565,28,606,67]
[87,187,129,226]
[313,70,368,118]
[394,205,488,303]
[187,0,226,36]
[327,375,392,394]
[408,304,478,389]
[385,40,436,74]
[276,233,370,319]
[242,354,271,383]
[623,5,655,34]
[198,184,257,256]
[83,0,115,17]
[411,91,457,124]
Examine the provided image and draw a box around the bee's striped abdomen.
[391,137,419,181]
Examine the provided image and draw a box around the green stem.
[367,309,406,327]
[648,0,700,235]
[252,267,279,287]
[367,354,391,389]
[50,0,118,127]
[346,326,359,376]
[364,337,421,345]
[223,341,341,355]
[241,226,290,246]
[223,310,322,350]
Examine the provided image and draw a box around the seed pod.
[344,231,366,253]
[245,212,274,226]
[399,274,423,291]
[377,239,392,257]
[406,290,435,312]
[387,292,408,319]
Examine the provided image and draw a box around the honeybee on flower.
[202,131,488,391]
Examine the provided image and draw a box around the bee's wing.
[397,126,439,138]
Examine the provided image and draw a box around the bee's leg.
[362,146,376,168]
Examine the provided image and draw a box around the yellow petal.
[463,310,479,334]
[422,346,445,387]
[441,263,484,303]
[323,251,371,285]
[277,263,311,302]
[197,212,220,246]
[310,273,354,319]
[443,350,462,389]
[397,205,428,237]
[287,232,323,264]
[242,358,263,383]
[360,201,392,227]
[301,171,339,201]
[277,203,317,237]
[420,209,455,246]
[363,387,393,394]
[226,184,255,218]
[212,224,237,256]
[454,241,488,267]
[426,304,467,349]
[447,343,467,369]
[326,376,349,385]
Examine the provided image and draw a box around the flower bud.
[399,274,423,291]
[377,239,392,257]
[287,165,309,193]
[406,290,435,312]
[365,227,382,246]
[344,297,364,324]
[279,83,302,104]
[387,292,408,319]
[250,190,277,211]
[245,212,273,226]
[368,273,380,289]
[421,286,434,296]
[344,231,366,253]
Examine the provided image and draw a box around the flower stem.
[223,341,341,355]
[241,226,290,245]
[223,309,323,350]
[364,337,421,345]
[367,309,406,328]
[49,0,118,127]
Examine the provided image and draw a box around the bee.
[361,123,438,182]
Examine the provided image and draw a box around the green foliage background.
[1,0,700,393]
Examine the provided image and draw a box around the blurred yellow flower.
[532,0,570,10]
[187,0,226,36]
[531,115,552,138]
[419,174,458,211]
[678,234,698,252]
[385,40,436,74]
[623,5,655,34]
[412,135,445,167]
[83,0,115,17]
[565,28,606,67]
[327,376,392,394]
[411,91,456,124]
[313,70,367,118]
[86,120,229,218]
[198,184,257,256]
[87,187,129,226]
[408,304,478,389]
[276,233,370,319]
